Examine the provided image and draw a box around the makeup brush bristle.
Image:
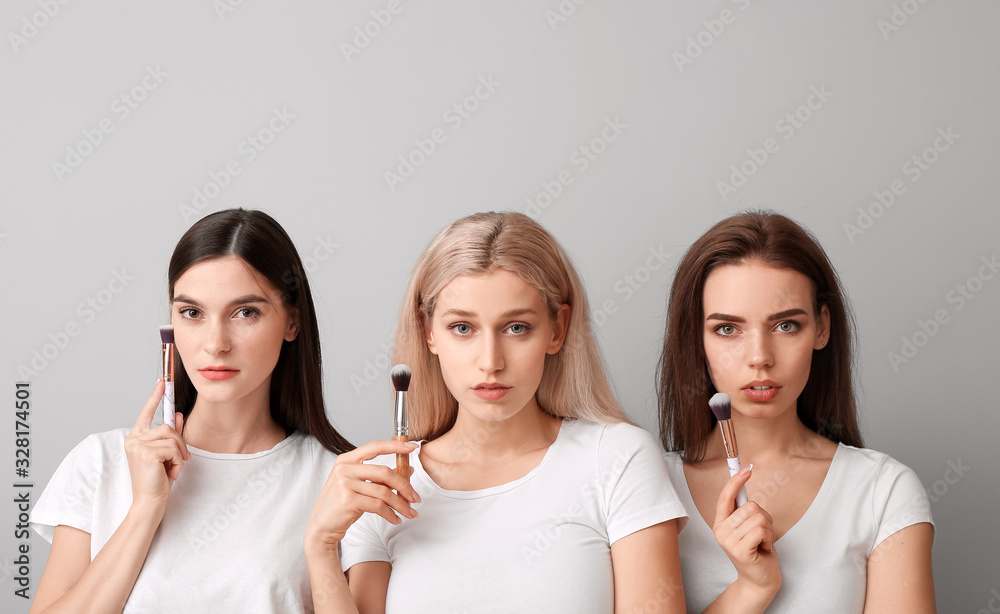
[159,324,174,344]
[709,392,731,421]
[390,364,411,392]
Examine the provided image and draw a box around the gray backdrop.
[2,1,996,611]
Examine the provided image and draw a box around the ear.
[284,308,300,342]
[546,304,571,355]
[814,304,831,350]
[421,311,439,355]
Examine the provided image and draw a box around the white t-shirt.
[664,444,934,613]
[341,419,688,613]
[31,428,338,613]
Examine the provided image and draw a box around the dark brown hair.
[168,208,354,454]
[657,210,862,462]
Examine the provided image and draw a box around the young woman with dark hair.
[31,209,354,613]
[658,211,935,613]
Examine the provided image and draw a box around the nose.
[476,331,504,374]
[203,318,231,355]
[746,329,773,369]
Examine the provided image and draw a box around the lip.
[741,380,780,402]
[199,367,240,381]
[473,382,510,401]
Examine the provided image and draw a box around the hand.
[305,440,421,552]
[712,465,781,600]
[123,380,190,514]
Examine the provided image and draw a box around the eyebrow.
[172,294,272,309]
[439,307,540,319]
[705,308,808,323]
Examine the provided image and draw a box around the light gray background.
[2,1,996,611]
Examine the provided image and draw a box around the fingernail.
[413,490,422,503]
[410,508,419,518]
[405,441,419,448]
[739,464,753,475]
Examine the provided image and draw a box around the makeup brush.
[159,325,176,429]
[391,364,411,479]
[709,392,748,507]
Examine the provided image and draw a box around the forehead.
[435,269,543,314]
[703,262,814,315]
[173,256,277,300]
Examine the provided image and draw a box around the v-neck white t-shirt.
[31,428,338,613]
[664,444,934,613]
[341,419,688,613]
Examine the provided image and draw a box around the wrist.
[733,575,780,609]
[304,527,342,558]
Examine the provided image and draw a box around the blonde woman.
[305,212,688,613]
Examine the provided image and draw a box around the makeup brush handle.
[163,381,175,429]
[726,457,749,507]
[394,435,410,479]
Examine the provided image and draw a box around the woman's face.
[424,268,569,424]
[171,256,298,408]
[702,261,829,420]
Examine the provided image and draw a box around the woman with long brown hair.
[657,211,935,612]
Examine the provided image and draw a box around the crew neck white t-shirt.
[664,444,934,613]
[31,428,338,613]
[341,419,688,613]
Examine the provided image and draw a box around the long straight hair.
[657,211,862,463]
[168,208,354,454]
[394,212,630,441]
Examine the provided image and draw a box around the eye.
[449,323,472,336]
[507,323,530,335]
[235,307,261,319]
[775,320,800,333]
[713,324,737,336]
[179,307,201,319]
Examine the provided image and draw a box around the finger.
[174,412,190,460]
[352,480,419,520]
[132,380,165,433]
[340,439,420,464]
[714,463,753,524]
[339,462,421,504]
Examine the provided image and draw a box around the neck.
[712,402,816,464]
[438,400,561,463]
[184,384,286,454]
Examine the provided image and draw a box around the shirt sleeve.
[30,434,106,543]
[599,423,689,544]
[871,455,935,551]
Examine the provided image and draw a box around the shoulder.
[834,444,921,484]
[287,432,339,473]
[563,419,659,450]
[67,428,131,465]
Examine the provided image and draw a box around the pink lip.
[473,383,510,401]
[741,380,780,402]
[199,367,240,381]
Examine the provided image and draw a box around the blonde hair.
[394,211,630,441]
